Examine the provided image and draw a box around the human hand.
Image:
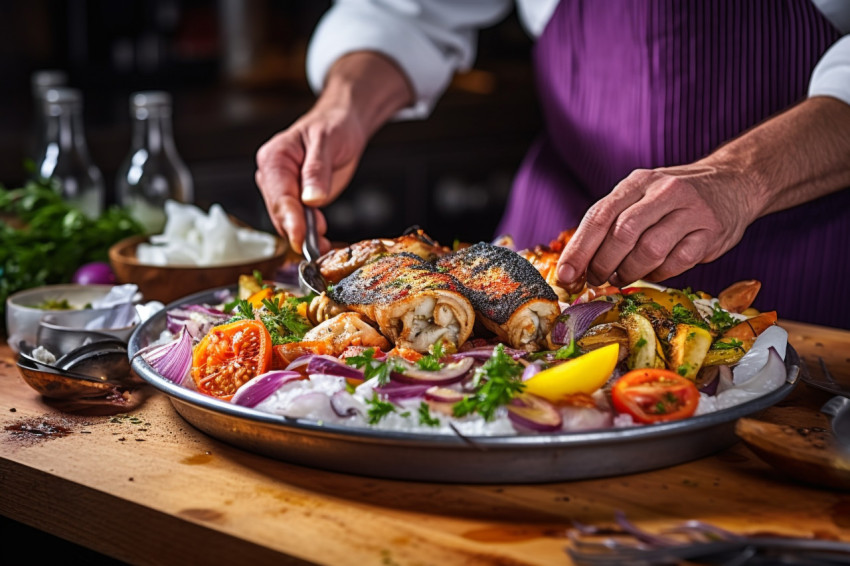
[556,163,761,288]
[255,104,368,254]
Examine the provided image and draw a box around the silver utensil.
[298,206,328,295]
[801,356,850,398]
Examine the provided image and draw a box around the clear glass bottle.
[115,91,194,234]
[30,69,68,160]
[34,87,105,218]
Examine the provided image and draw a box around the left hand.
[556,162,760,288]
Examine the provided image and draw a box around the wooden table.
[1,320,849,566]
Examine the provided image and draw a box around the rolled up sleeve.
[306,0,512,119]
[809,35,850,106]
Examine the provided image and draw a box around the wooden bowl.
[108,234,289,305]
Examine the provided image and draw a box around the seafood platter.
[129,229,800,483]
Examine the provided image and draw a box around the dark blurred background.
[0,0,541,246]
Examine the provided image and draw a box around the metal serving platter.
[129,286,801,484]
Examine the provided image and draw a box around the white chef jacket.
[306,0,850,119]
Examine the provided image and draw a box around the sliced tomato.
[611,368,700,423]
[192,319,272,400]
[272,341,333,368]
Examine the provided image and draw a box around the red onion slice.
[138,327,192,385]
[374,381,431,400]
[231,370,302,408]
[551,301,614,345]
[390,357,475,385]
[449,346,526,361]
[330,391,363,418]
[522,362,543,381]
[424,386,464,403]
[507,393,563,432]
[307,355,365,380]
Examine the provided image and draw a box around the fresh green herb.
[226,298,256,321]
[32,298,73,310]
[418,402,441,427]
[554,338,581,360]
[365,394,397,424]
[677,363,691,376]
[711,338,744,350]
[345,348,403,386]
[416,341,445,371]
[671,304,710,330]
[253,269,270,289]
[453,344,525,421]
[0,177,144,329]
[618,292,645,316]
[635,337,647,349]
[259,296,312,345]
[709,305,737,335]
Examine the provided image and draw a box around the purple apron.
[497,0,850,328]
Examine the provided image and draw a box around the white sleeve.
[306,0,513,119]
[808,35,850,106]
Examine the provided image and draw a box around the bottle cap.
[42,87,83,115]
[32,70,69,97]
[131,91,172,108]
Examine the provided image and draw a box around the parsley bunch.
[0,178,144,329]
[453,344,525,421]
[224,294,313,345]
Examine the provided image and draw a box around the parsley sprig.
[345,348,403,386]
[711,337,744,350]
[365,394,398,424]
[418,402,441,427]
[416,342,445,371]
[709,304,738,335]
[671,304,710,331]
[224,294,313,345]
[452,344,525,421]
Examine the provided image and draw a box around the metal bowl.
[129,286,801,484]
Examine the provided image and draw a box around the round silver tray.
[129,286,801,484]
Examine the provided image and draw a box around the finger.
[644,230,713,282]
[557,172,650,286]
[610,208,702,286]
[255,134,305,241]
[584,194,682,286]
[301,130,333,206]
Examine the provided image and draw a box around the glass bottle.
[34,87,105,218]
[30,69,68,160]
[115,91,194,234]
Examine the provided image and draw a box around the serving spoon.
[298,206,329,295]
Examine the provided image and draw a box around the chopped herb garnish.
[345,348,403,386]
[418,402,441,427]
[452,344,525,421]
[365,394,397,424]
[711,338,744,350]
[554,339,581,360]
[260,296,312,345]
[671,304,710,331]
[677,363,691,376]
[416,341,445,371]
[709,305,737,335]
[635,337,647,349]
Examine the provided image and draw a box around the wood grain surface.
[1,319,849,566]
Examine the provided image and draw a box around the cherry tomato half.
[610,368,700,424]
[192,319,272,401]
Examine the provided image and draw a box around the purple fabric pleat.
[498,0,850,328]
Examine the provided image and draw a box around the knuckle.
[610,215,642,244]
[640,238,669,263]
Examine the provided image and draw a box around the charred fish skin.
[329,252,463,306]
[435,242,558,325]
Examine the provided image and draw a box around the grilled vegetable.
[666,323,713,380]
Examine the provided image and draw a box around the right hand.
[255,103,368,254]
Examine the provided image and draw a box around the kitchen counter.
[1,319,848,565]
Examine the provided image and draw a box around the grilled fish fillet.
[302,312,391,356]
[435,242,560,352]
[329,253,474,353]
[317,229,448,284]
